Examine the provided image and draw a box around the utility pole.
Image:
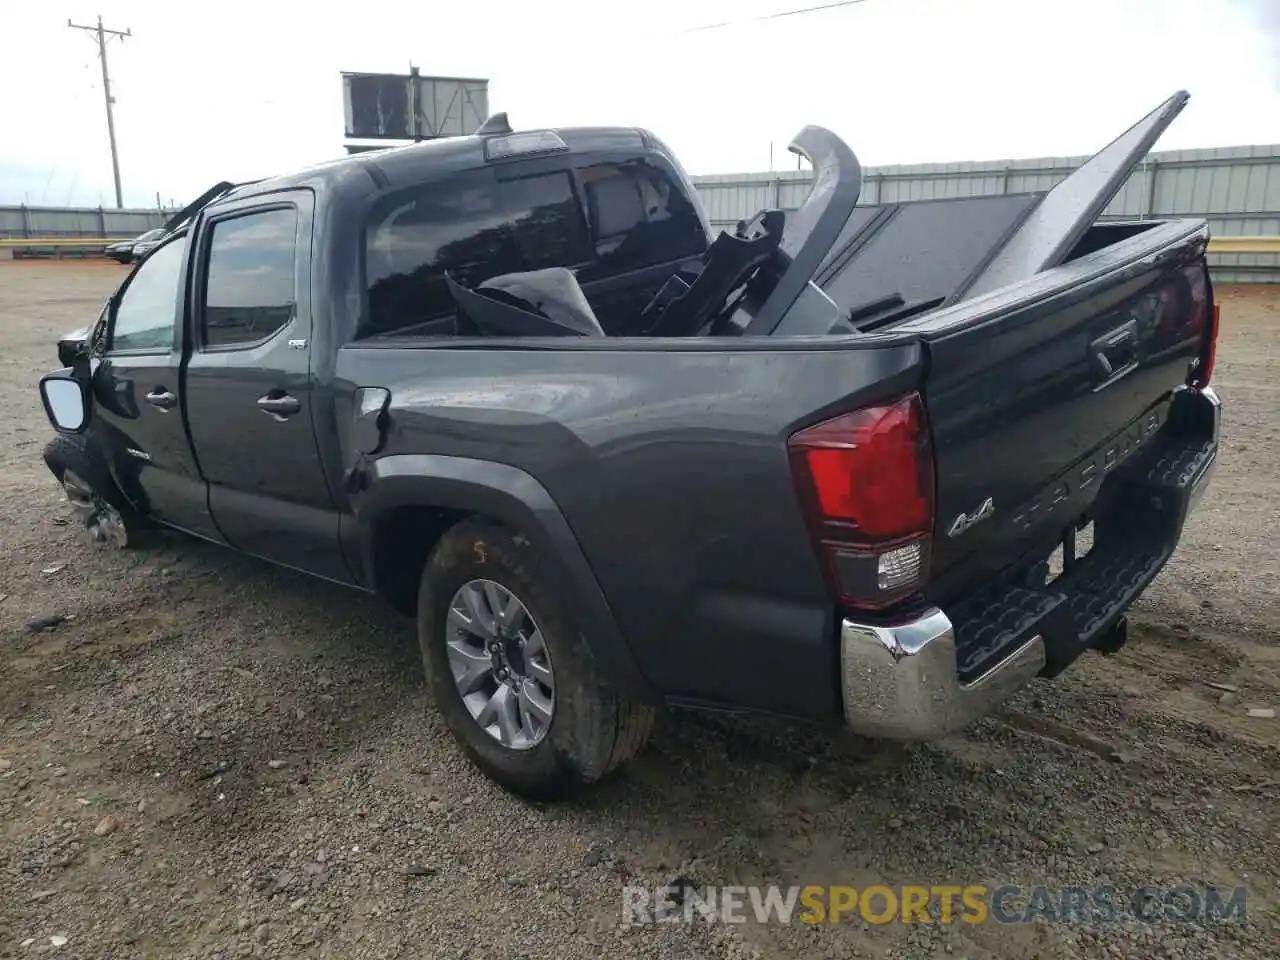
[68,16,132,209]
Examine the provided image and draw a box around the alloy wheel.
[445,578,555,750]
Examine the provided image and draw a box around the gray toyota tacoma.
[38,94,1221,798]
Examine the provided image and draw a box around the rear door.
[182,190,355,584]
[90,231,224,541]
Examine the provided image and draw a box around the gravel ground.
[0,262,1277,960]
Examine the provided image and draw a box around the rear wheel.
[42,434,152,549]
[417,520,654,799]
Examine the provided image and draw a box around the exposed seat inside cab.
[637,209,786,337]
[446,268,607,337]
[586,174,648,258]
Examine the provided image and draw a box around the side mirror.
[39,370,92,435]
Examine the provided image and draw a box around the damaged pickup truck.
[38,92,1221,798]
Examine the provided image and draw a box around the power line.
[68,16,132,209]
[678,0,872,34]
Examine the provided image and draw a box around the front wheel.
[417,520,654,800]
[42,434,152,549]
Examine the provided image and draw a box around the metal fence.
[692,144,1280,283]
[0,204,171,241]
[5,143,1279,280]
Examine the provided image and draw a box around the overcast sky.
[1,0,1278,209]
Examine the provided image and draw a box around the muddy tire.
[42,433,153,549]
[417,519,655,800]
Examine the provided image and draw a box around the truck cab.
[54,122,712,578]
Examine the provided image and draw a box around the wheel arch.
[351,454,656,702]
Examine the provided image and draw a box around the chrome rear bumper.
[1187,385,1220,511]
[839,611,1045,739]
[840,386,1221,740]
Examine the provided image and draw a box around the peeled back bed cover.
[815,194,1042,317]
[958,90,1190,300]
[810,91,1190,318]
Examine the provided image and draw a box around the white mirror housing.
[39,371,91,435]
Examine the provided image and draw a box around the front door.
[91,232,223,542]
[181,191,354,584]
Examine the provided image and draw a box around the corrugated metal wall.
[693,144,1280,283]
[0,205,168,240]
[5,144,1278,281]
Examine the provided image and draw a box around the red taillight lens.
[1196,303,1220,387]
[1184,264,1218,388]
[788,393,935,610]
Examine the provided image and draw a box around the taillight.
[1185,264,1219,388]
[787,393,935,610]
[1194,303,1220,387]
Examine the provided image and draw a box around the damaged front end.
[55,464,130,548]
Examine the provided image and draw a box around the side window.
[109,235,187,353]
[202,207,298,349]
[363,171,591,337]
[575,162,707,279]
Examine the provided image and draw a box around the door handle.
[145,388,177,411]
[257,392,301,420]
[1089,319,1139,386]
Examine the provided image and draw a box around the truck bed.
[341,206,1217,720]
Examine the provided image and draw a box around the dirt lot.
[0,262,1277,960]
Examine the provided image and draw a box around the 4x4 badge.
[947,497,995,538]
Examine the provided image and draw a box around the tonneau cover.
[959,91,1190,299]
[762,91,1191,328]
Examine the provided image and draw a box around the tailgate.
[905,218,1217,668]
